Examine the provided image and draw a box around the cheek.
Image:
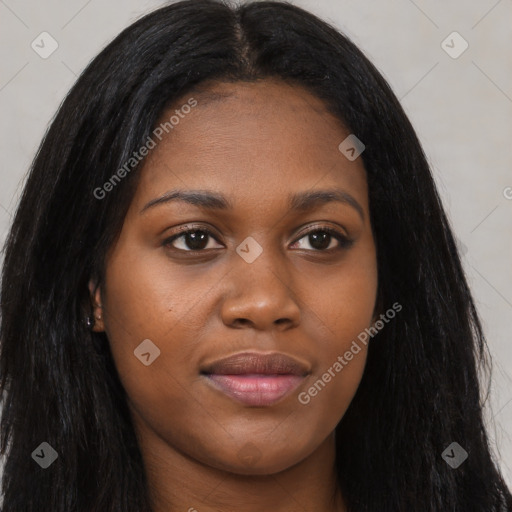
[99,244,209,404]
[312,246,378,347]
[298,249,377,417]
[297,347,367,440]
[101,236,216,349]
[99,257,211,447]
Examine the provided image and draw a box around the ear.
[88,279,105,332]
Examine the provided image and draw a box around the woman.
[1,0,510,510]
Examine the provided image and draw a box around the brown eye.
[163,225,352,254]
[164,229,223,252]
[291,227,352,251]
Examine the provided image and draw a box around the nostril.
[233,319,251,328]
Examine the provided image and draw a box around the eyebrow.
[140,188,365,221]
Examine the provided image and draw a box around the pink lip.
[200,351,310,406]
[205,374,305,406]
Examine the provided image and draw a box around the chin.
[206,446,306,477]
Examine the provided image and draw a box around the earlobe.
[87,279,105,332]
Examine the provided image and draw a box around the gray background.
[0,0,511,489]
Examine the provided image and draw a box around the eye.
[163,228,223,252]
[163,225,353,254]
[291,226,352,251]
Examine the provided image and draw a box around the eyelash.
[162,225,353,253]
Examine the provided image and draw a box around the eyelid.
[162,223,352,252]
[163,224,224,250]
[291,224,353,250]
[293,223,349,241]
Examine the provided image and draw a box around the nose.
[220,250,301,332]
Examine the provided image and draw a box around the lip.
[200,352,310,407]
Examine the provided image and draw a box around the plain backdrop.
[0,0,511,491]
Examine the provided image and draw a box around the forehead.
[131,79,368,213]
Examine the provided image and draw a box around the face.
[90,79,378,476]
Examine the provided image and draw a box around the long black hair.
[1,1,510,510]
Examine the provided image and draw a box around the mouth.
[200,352,310,407]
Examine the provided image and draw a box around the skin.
[90,79,378,512]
